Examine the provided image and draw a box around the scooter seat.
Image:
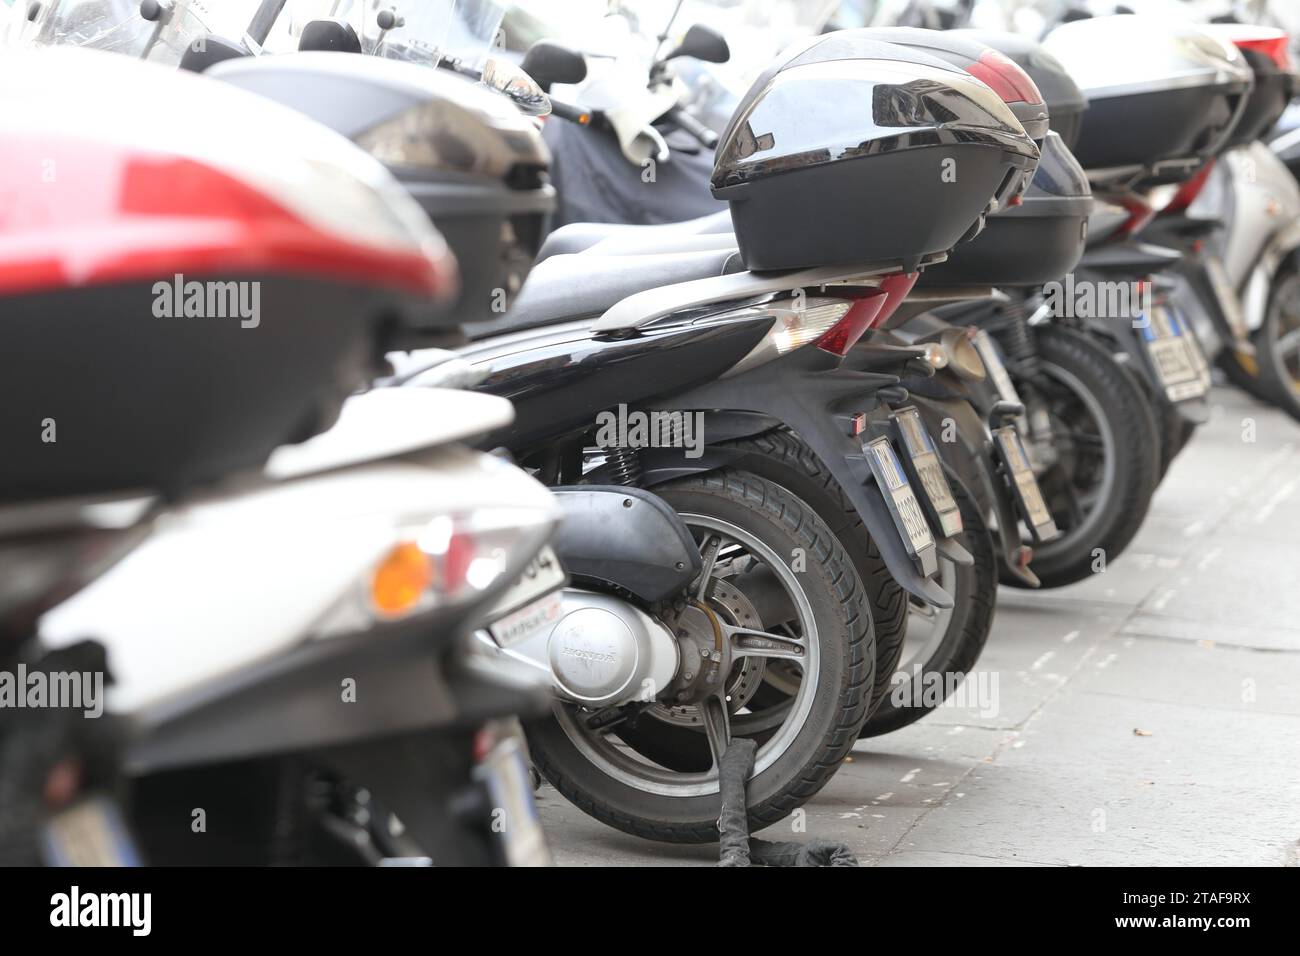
[468,247,744,340]
[536,210,734,261]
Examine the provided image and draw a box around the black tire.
[1218,348,1278,405]
[529,469,874,844]
[1110,344,1182,482]
[1007,325,1160,589]
[1150,381,1187,482]
[1251,268,1300,426]
[721,429,908,716]
[860,473,996,736]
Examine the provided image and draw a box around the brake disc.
[648,579,766,728]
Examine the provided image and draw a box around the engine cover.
[492,590,680,707]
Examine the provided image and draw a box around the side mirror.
[482,57,552,116]
[298,18,362,54]
[520,39,587,92]
[663,24,729,65]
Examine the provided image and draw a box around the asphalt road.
[536,386,1300,866]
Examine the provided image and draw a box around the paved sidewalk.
[536,386,1300,866]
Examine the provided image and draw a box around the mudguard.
[1241,219,1300,334]
[550,486,700,604]
[643,347,956,608]
[911,395,1039,588]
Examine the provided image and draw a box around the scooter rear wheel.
[1004,325,1160,588]
[859,473,995,736]
[720,428,908,717]
[1252,268,1300,426]
[529,469,874,844]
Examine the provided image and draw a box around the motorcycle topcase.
[711,32,1040,273]
[211,52,555,325]
[1205,25,1300,149]
[918,131,1092,287]
[0,49,455,503]
[1043,15,1254,180]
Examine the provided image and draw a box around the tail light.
[1162,159,1215,215]
[814,291,887,357]
[1232,32,1294,71]
[967,49,1043,106]
[1114,193,1157,239]
[815,271,920,357]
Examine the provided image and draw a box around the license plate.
[483,545,566,623]
[473,720,551,867]
[1172,309,1214,392]
[1141,306,1208,401]
[973,330,1023,405]
[864,437,937,576]
[40,795,142,867]
[992,425,1058,541]
[489,589,562,648]
[892,407,962,538]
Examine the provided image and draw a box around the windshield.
[282,0,505,68]
[5,0,286,60]
[7,0,154,53]
[146,0,272,63]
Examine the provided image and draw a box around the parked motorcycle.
[383,28,1037,836]
[0,45,555,866]
[1146,24,1300,424]
[203,9,1043,839]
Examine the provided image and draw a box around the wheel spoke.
[695,534,722,601]
[698,693,731,769]
[1275,326,1300,360]
[725,623,806,662]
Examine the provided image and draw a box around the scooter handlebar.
[664,106,718,150]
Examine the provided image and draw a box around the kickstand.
[716,738,859,868]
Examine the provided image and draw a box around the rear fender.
[1242,221,1300,334]
[646,349,954,607]
[550,486,700,604]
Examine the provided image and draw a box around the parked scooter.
[0,46,555,866]
[201,8,1049,838]
[411,30,1038,834]
[1146,25,1300,424]
[523,24,1070,725]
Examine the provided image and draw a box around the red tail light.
[1115,194,1157,239]
[0,135,457,299]
[1234,33,1293,71]
[815,291,886,357]
[815,272,919,357]
[1162,159,1215,215]
[876,271,920,326]
[967,50,1043,106]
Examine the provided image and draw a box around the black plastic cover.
[919,131,1092,286]
[1,278,397,503]
[711,32,1039,273]
[210,52,554,325]
[1221,46,1299,148]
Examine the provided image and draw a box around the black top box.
[1043,16,1253,180]
[711,32,1039,274]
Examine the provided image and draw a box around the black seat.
[468,248,744,340]
[536,210,735,261]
